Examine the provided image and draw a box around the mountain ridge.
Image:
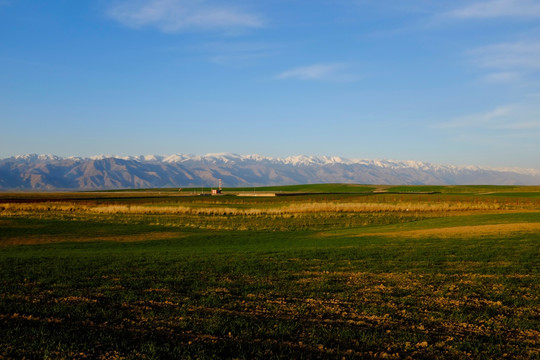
[1,153,539,190]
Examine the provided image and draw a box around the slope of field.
[0,186,539,359]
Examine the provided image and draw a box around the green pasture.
[0,187,539,359]
[78,183,540,195]
[224,183,377,193]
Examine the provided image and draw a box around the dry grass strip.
[0,201,513,216]
[351,222,540,239]
[0,231,181,246]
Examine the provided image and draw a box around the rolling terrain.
[0,185,539,359]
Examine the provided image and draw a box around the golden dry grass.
[0,200,521,216]
[352,222,540,239]
[0,231,181,246]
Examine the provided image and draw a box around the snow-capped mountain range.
[1,153,539,190]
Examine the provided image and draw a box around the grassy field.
[0,185,539,359]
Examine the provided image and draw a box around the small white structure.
[212,179,222,195]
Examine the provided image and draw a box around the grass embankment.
[0,187,539,359]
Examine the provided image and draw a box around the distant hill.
[1,153,539,190]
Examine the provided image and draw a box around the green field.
[1,185,539,359]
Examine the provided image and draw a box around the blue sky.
[1,0,540,169]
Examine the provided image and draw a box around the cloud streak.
[202,41,277,66]
[439,104,540,131]
[107,0,263,33]
[446,0,540,19]
[482,72,521,83]
[468,41,540,70]
[276,63,358,82]
[439,106,513,129]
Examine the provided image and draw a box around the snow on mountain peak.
[162,154,191,163]
[3,153,540,177]
[13,154,62,162]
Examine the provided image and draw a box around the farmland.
[0,185,539,359]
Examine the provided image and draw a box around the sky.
[1,0,540,169]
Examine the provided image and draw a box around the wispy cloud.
[465,40,540,85]
[482,72,521,83]
[445,0,540,19]
[439,104,540,131]
[468,41,540,70]
[439,106,514,129]
[203,41,277,66]
[107,0,264,33]
[435,103,540,164]
[276,63,359,82]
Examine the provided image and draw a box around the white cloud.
[439,106,513,129]
[498,121,540,130]
[276,63,358,82]
[439,104,540,131]
[468,41,540,70]
[203,41,276,66]
[446,0,540,19]
[482,72,521,83]
[107,0,263,33]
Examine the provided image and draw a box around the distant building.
[212,179,223,195]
